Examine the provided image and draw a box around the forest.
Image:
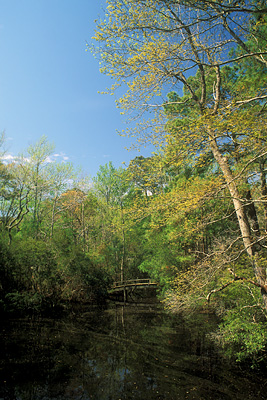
[1,0,267,368]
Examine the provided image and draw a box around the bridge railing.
[112,278,155,288]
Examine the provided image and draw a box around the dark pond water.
[0,302,266,400]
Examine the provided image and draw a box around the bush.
[59,251,111,303]
[212,283,267,366]
[4,291,44,314]
[216,308,267,365]
[0,236,16,294]
[0,237,62,314]
[10,238,59,295]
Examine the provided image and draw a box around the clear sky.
[0,0,152,177]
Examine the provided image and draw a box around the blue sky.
[0,0,152,177]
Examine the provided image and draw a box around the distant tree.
[46,162,76,239]
[0,161,31,243]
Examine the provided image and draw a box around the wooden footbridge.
[109,278,157,301]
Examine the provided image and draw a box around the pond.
[0,302,266,400]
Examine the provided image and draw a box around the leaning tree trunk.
[259,159,267,232]
[209,134,267,309]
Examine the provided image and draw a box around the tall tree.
[26,136,55,238]
[128,155,167,196]
[92,0,267,306]
[47,162,76,239]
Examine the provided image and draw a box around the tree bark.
[120,203,126,283]
[244,189,261,239]
[260,159,267,232]
[209,132,267,308]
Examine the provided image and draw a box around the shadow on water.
[0,302,266,400]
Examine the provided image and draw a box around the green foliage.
[65,251,112,301]
[0,234,113,314]
[10,237,58,292]
[216,304,267,364]
[0,234,16,293]
[4,291,45,314]
[93,161,130,205]
[137,225,195,292]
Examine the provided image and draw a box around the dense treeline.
[1,131,267,365]
[0,137,113,312]
[1,0,267,367]
[0,139,159,313]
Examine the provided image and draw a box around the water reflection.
[0,304,265,400]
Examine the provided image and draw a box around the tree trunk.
[50,196,57,240]
[260,159,267,232]
[209,133,267,308]
[120,203,126,283]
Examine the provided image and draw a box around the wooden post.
[123,286,128,303]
